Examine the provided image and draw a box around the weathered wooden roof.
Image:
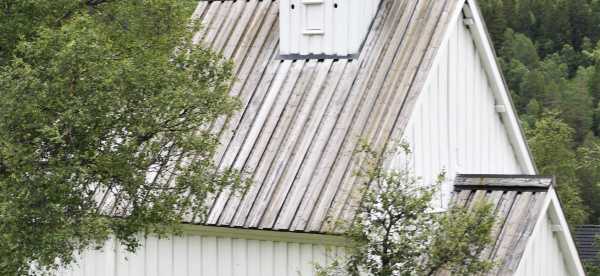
[452,175,552,275]
[188,0,461,233]
[575,225,600,265]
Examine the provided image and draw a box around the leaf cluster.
[319,144,495,276]
[0,1,244,274]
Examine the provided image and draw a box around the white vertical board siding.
[56,231,344,276]
[279,0,380,56]
[514,214,570,276]
[395,15,523,207]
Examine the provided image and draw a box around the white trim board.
[415,0,536,175]
[463,0,536,174]
[515,187,586,275]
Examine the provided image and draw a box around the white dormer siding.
[279,0,380,57]
[393,13,525,208]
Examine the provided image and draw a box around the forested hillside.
[479,0,600,227]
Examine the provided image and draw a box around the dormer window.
[279,0,380,58]
[302,0,325,35]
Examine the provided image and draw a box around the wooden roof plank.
[228,59,320,227]
[274,60,349,231]
[211,1,279,165]
[246,60,334,228]
[303,0,410,233]
[503,192,547,272]
[319,0,425,233]
[216,59,309,226]
[336,0,451,230]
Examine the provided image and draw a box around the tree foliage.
[0,0,243,274]
[318,144,495,276]
[526,112,588,226]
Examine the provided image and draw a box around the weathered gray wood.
[492,192,533,274]
[478,190,507,259]
[274,60,348,230]
[467,189,488,210]
[216,60,308,226]
[210,59,294,225]
[454,189,473,208]
[455,176,553,188]
[247,60,334,228]
[502,192,547,273]
[206,55,283,223]
[451,178,552,275]
[211,1,278,164]
[336,0,451,231]
[230,60,319,227]
[211,1,245,53]
[231,59,315,226]
[192,1,221,45]
[304,0,406,232]
[204,1,232,48]
[320,0,423,233]
[222,1,259,60]
[388,0,460,141]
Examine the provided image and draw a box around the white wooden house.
[58,0,585,275]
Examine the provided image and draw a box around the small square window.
[303,2,324,35]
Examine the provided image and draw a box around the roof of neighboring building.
[451,174,553,275]
[575,225,600,265]
[182,0,462,233]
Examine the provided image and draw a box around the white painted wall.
[514,214,570,276]
[55,227,346,276]
[279,0,379,56]
[394,14,524,207]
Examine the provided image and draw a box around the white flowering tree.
[319,143,496,276]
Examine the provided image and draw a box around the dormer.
[279,0,381,58]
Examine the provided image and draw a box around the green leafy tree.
[500,29,540,68]
[0,1,243,274]
[576,140,600,224]
[0,0,81,65]
[560,66,595,142]
[501,58,529,108]
[526,112,588,226]
[566,0,593,50]
[479,0,508,46]
[318,144,495,276]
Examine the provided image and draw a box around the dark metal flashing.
[278,53,357,61]
[457,174,554,179]
[453,185,549,192]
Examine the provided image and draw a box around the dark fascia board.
[453,185,550,192]
[456,174,554,179]
[278,53,358,61]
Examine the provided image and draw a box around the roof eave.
[515,187,587,276]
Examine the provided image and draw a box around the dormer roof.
[452,175,584,275]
